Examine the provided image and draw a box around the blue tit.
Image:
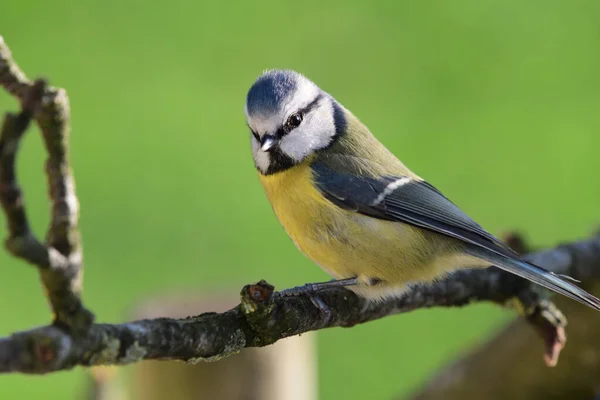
[244,69,600,310]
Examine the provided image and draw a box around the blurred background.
[2,0,600,399]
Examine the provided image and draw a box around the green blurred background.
[1,0,600,398]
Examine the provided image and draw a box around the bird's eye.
[287,112,303,129]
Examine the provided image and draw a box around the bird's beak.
[260,135,278,152]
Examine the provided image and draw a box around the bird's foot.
[310,295,333,326]
[277,278,359,326]
[278,277,360,297]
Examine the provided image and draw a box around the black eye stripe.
[275,126,286,138]
[299,93,323,116]
[248,93,325,143]
[248,126,260,142]
[281,93,324,135]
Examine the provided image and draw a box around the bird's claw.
[309,294,332,326]
[277,282,339,326]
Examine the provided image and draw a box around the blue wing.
[311,161,517,259]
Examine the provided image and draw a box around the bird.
[243,69,600,311]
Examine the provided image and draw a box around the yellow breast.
[258,162,455,296]
[259,161,331,247]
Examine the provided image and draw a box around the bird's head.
[245,69,346,175]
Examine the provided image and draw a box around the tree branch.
[0,35,598,376]
[0,36,93,332]
[3,232,600,374]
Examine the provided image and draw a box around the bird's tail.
[466,247,600,311]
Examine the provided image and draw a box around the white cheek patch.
[278,102,336,162]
